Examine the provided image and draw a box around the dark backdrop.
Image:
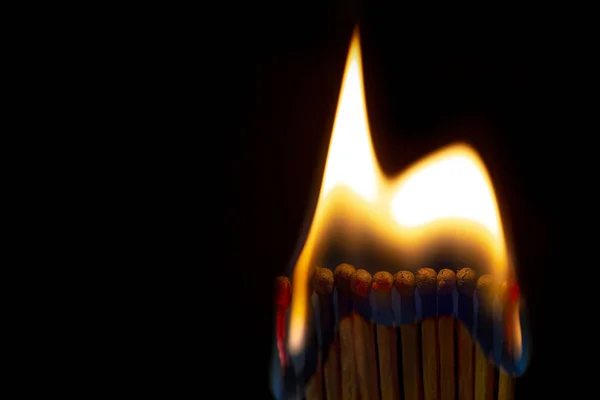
[211,2,584,398]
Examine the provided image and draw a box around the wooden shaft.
[323,341,341,400]
[353,312,379,400]
[305,290,323,400]
[475,275,496,400]
[401,323,423,400]
[457,322,474,400]
[438,316,455,400]
[421,317,440,400]
[376,324,400,400]
[498,369,515,400]
[320,295,341,400]
[474,344,494,400]
[339,312,358,400]
[305,351,323,400]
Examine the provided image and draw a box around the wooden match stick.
[437,269,456,400]
[456,268,477,400]
[416,267,440,400]
[305,269,323,400]
[497,281,516,400]
[313,267,341,400]
[497,370,515,400]
[372,271,400,400]
[475,274,496,400]
[394,270,423,400]
[350,269,379,400]
[334,263,359,400]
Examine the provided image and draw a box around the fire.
[287,29,523,366]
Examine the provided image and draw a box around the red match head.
[274,276,291,307]
[372,271,394,293]
[351,269,372,298]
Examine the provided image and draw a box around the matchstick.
[305,269,323,400]
[313,267,341,400]
[437,269,456,400]
[416,267,440,400]
[350,269,380,400]
[372,271,400,400]
[334,263,359,400]
[497,281,516,400]
[497,370,515,400]
[394,270,423,400]
[456,268,477,400]
[474,275,496,400]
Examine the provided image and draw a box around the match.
[395,270,422,400]
[437,269,457,400]
[416,268,440,400]
[457,267,477,400]
[475,275,496,400]
[350,269,379,400]
[334,263,359,400]
[313,267,341,400]
[274,265,521,399]
[305,269,323,400]
[497,281,516,400]
[372,271,400,400]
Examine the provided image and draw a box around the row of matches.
[274,264,517,400]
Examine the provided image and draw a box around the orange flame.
[287,29,520,363]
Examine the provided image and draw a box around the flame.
[287,29,521,365]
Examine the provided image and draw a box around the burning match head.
[393,270,415,296]
[275,276,291,308]
[334,263,356,293]
[351,269,372,298]
[416,267,437,295]
[500,280,520,302]
[476,274,498,302]
[437,268,456,295]
[456,267,477,296]
[372,271,394,293]
[313,267,334,295]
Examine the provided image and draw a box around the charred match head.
[275,276,291,308]
[351,269,372,298]
[394,270,415,296]
[456,268,477,296]
[372,271,394,294]
[437,268,456,295]
[313,266,334,295]
[416,267,437,295]
[334,263,356,293]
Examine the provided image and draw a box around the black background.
[206,2,587,398]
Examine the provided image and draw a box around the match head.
[351,269,372,298]
[394,270,415,296]
[416,267,437,295]
[456,268,477,296]
[334,263,356,293]
[500,280,520,302]
[372,271,394,294]
[274,276,291,307]
[476,274,498,301]
[437,268,456,295]
[313,267,334,295]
